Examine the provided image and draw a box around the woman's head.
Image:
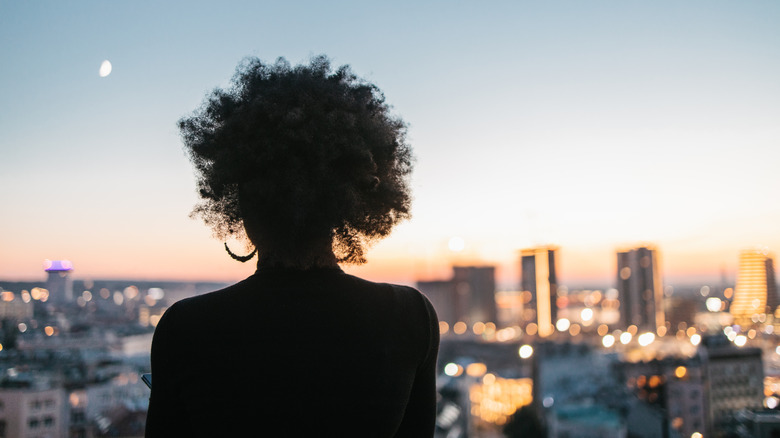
[180,55,412,267]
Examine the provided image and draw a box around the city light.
[148,288,165,300]
[675,366,687,379]
[602,334,615,348]
[705,297,722,312]
[555,318,570,332]
[637,332,655,347]
[444,363,463,377]
[690,334,701,346]
[518,344,533,359]
[620,332,632,345]
[466,363,487,377]
[734,335,747,347]
[469,377,532,426]
[495,327,518,342]
[581,308,594,322]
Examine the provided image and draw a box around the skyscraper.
[44,259,74,303]
[417,266,496,325]
[519,246,557,337]
[731,249,778,326]
[453,266,496,324]
[616,246,663,331]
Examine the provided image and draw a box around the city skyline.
[2,1,780,287]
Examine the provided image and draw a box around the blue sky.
[2,1,779,288]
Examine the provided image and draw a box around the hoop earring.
[224,242,257,263]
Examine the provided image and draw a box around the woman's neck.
[255,237,339,270]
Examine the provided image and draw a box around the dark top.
[145,266,439,437]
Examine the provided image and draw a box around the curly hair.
[179,55,413,265]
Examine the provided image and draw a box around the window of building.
[71,411,85,424]
[28,418,39,429]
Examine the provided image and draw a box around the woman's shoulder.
[153,279,254,330]
[340,273,433,306]
[345,275,439,330]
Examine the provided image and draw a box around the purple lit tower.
[44,259,74,303]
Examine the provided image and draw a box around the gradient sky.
[2,1,779,289]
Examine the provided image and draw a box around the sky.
[1,1,779,289]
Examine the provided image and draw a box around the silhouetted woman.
[145,56,439,437]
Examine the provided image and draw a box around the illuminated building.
[616,246,663,331]
[730,249,778,326]
[520,246,557,337]
[417,266,496,325]
[44,259,74,303]
[469,376,532,427]
[495,290,524,327]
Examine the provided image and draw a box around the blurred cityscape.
[0,246,778,437]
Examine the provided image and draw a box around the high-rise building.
[616,246,663,331]
[416,279,458,325]
[417,266,496,325]
[731,249,778,326]
[453,266,496,324]
[44,259,74,303]
[699,334,765,436]
[519,246,557,337]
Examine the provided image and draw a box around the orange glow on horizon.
[0,237,746,288]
